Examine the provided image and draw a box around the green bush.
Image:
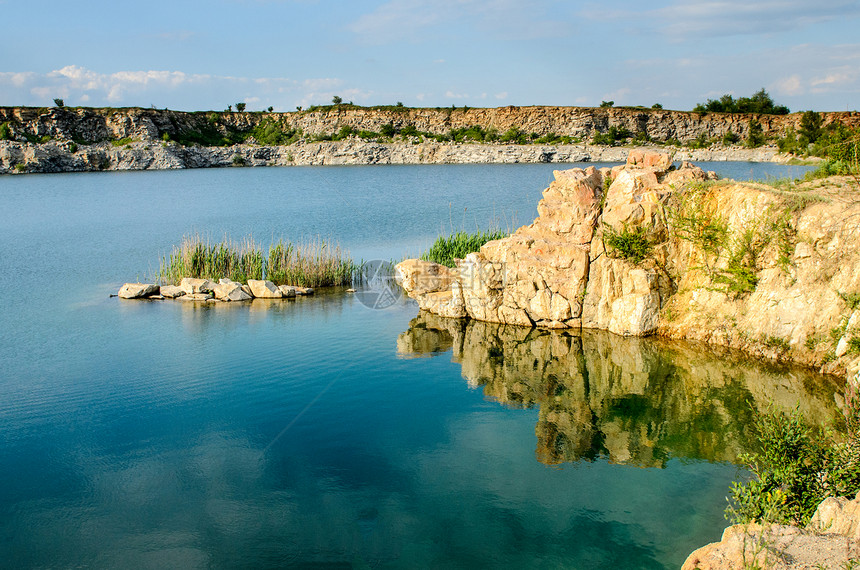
[746,118,766,148]
[251,119,300,145]
[603,224,652,263]
[333,125,355,141]
[592,126,632,146]
[0,122,11,140]
[722,130,740,145]
[420,229,509,268]
[694,88,789,115]
[380,123,396,137]
[727,402,860,526]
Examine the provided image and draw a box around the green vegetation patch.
[267,237,358,288]
[421,229,509,268]
[157,235,264,285]
[156,234,357,287]
[694,88,789,115]
[603,224,652,264]
[726,402,860,526]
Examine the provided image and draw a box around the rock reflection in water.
[397,312,843,467]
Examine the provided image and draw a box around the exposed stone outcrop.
[3,105,857,148]
[0,138,794,174]
[683,492,860,569]
[4,104,854,173]
[396,151,860,377]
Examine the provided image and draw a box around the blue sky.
[1,0,859,112]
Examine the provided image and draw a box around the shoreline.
[0,139,801,175]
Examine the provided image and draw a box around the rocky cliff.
[2,105,858,144]
[395,151,860,379]
[0,138,790,174]
[1,104,856,173]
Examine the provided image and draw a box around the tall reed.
[157,235,264,285]
[155,234,358,287]
[266,237,358,287]
[420,229,509,268]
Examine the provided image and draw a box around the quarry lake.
[0,162,840,568]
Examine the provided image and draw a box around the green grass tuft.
[420,229,509,268]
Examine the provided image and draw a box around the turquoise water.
[0,162,837,568]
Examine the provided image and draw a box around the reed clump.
[157,235,264,285]
[267,237,358,287]
[156,234,357,287]
[420,229,509,268]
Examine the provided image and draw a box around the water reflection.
[398,312,843,467]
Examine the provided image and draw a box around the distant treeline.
[694,88,790,115]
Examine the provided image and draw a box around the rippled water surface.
[0,162,836,568]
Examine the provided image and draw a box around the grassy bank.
[156,234,358,287]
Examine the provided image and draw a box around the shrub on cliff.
[603,224,652,263]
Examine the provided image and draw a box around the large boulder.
[118,282,159,299]
[159,285,185,298]
[246,279,283,298]
[214,281,252,302]
[180,277,216,295]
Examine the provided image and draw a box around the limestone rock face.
[395,150,860,377]
[118,283,159,299]
[396,152,679,336]
[246,279,283,298]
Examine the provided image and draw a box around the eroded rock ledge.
[395,151,860,378]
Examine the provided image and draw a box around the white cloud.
[494,92,508,99]
[445,90,470,99]
[0,66,359,111]
[775,75,804,96]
